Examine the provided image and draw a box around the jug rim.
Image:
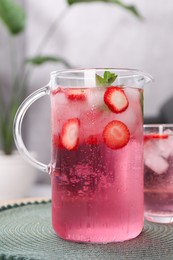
[50,68,153,83]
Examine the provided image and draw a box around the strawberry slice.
[67,89,86,101]
[144,133,168,141]
[104,86,129,113]
[61,118,80,150]
[86,134,99,145]
[52,134,63,149]
[103,120,130,149]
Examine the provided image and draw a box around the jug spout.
[142,71,154,84]
[113,69,153,89]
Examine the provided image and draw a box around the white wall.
[25,0,173,114]
[1,0,173,177]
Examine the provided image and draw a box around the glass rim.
[50,68,153,82]
[144,124,173,128]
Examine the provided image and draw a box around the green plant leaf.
[0,0,25,34]
[111,0,141,18]
[26,55,71,67]
[67,0,141,18]
[0,97,22,154]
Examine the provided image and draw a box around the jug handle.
[13,85,50,174]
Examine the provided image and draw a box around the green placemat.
[0,201,173,260]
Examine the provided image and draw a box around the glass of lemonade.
[144,124,173,223]
[13,69,152,243]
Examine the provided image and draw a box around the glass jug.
[13,68,152,243]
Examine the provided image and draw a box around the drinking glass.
[144,124,173,223]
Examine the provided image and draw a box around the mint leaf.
[96,74,106,86]
[103,71,118,84]
[96,70,118,86]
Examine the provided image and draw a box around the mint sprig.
[96,71,118,86]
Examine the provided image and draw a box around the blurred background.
[0,0,173,200]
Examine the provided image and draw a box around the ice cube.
[54,92,68,106]
[114,104,138,135]
[156,138,172,159]
[80,107,107,142]
[124,87,140,103]
[144,139,157,159]
[52,91,83,135]
[145,153,169,175]
[144,140,169,174]
[111,87,141,135]
[163,129,173,135]
[87,88,105,108]
[163,129,173,155]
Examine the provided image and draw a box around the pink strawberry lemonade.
[51,85,144,243]
[144,131,173,223]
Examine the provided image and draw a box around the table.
[0,198,173,260]
[0,196,49,207]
